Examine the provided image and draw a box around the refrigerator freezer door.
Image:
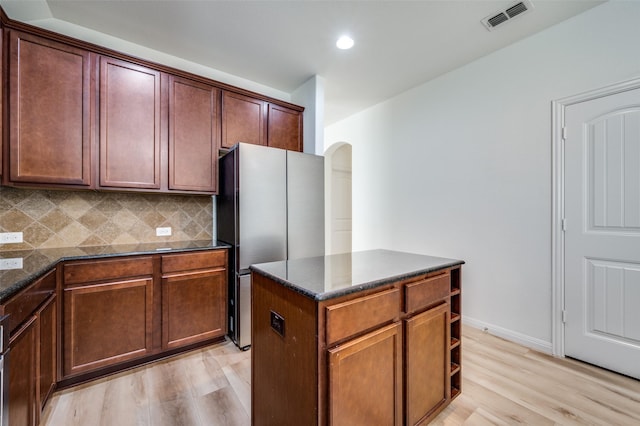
[238,144,287,271]
[287,150,325,259]
[238,273,252,349]
[216,147,237,248]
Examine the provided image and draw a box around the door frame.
[324,141,352,255]
[551,76,640,357]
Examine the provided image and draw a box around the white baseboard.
[463,316,553,355]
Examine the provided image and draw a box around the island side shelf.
[450,265,462,400]
[251,250,464,426]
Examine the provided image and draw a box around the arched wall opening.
[324,142,352,254]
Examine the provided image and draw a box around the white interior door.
[564,87,640,379]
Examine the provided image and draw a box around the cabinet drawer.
[4,268,56,335]
[64,256,153,285]
[326,288,400,346]
[161,250,226,274]
[404,272,450,314]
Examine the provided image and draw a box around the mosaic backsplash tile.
[0,187,213,251]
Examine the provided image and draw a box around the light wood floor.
[41,326,640,425]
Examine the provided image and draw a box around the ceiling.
[0,0,604,125]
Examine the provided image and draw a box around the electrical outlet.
[0,258,23,270]
[156,227,172,237]
[0,232,23,244]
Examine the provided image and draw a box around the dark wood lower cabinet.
[3,269,57,426]
[37,296,57,411]
[2,248,227,425]
[61,249,227,383]
[8,317,38,426]
[405,303,450,425]
[162,268,226,349]
[160,250,228,350]
[63,277,154,377]
[328,322,402,426]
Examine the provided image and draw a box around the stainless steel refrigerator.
[217,143,324,349]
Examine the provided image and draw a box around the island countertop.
[250,248,464,301]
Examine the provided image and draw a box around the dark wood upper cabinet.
[7,30,92,186]
[1,18,304,193]
[99,56,161,189]
[268,103,303,151]
[221,91,267,149]
[168,76,219,192]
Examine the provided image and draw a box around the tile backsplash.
[0,187,213,251]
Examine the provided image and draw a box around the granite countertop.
[0,240,230,303]
[250,249,464,301]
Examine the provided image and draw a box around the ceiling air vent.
[506,2,528,18]
[482,0,534,31]
[487,13,508,28]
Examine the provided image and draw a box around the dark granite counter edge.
[250,259,465,301]
[0,242,230,304]
[0,263,59,304]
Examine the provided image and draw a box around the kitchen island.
[250,249,464,426]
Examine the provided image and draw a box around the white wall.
[325,1,640,352]
[292,75,326,155]
[25,18,291,102]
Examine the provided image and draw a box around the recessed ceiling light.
[336,35,354,50]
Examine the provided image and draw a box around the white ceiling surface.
[0,0,604,125]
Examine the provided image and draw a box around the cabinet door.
[38,296,57,410]
[268,104,302,152]
[168,76,219,192]
[328,322,402,426]
[405,303,450,426]
[8,31,91,186]
[8,316,38,426]
[63,277,154,377]
[161,268,226,349]
[221,91,266,148]
[99,56,161,189]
